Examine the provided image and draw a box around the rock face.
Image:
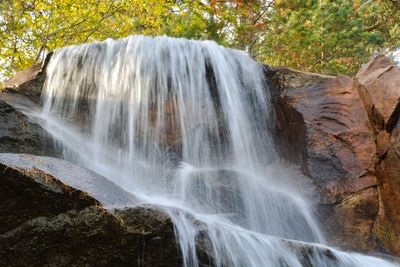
[272,69,376,202]
[0,92,59,157]
[0,153,182,267]
[355,55,400,255]
[3,53,52,103]
[0,153,348,267]
[1,54,59,158]
[356,55,400,133]
[2,52,400,264]
[270,55,400,255]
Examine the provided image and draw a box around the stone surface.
[0,92,59,157]
[376,120,400,254]
[0,153,138,207]
[2,53,400,262]
[324,188,379,252]
[356,55,400,132]
[3,63,42,89]
[3,53,52,102]
[0,156,98,235]
[272,69,376,203]
[270,55,400,256]
[269,66,333,174]
[270,66,378,253]
[355,55,400,255]
[375,125,400,254]
[0,154,183,267]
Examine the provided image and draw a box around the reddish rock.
[3,53,400,260]
[270,67,379,252]
[3,63,42,89]
[355,55,400,255]
[271,55,400,256]
[272,69,376,203]
[3,53,52,103]
[270,67,334,173]
[376,131,391,157]
[149,99,182,153]
[325,188,379,252]
[356,55,400,132]
[375,121,400,254]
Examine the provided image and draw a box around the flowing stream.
[39,35,399,267]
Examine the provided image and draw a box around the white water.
[40,35,399,267]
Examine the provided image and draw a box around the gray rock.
[0,92,59,157]
[0,155,183,267]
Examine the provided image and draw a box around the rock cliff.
[270,55,400,255]
[1,53,399,265]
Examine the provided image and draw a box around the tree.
[0,0,399,82]
[248,0,397,75]
[0,0,165,80]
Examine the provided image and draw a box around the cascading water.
[39,35,399,267]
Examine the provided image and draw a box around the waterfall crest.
[40,35,399,267]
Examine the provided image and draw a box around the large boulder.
[355,55,400,255]
[2,52,400,262]
[0,54,59,158]
[270,55,400,255]
[374,119,400,255]
[2,53,52,103]
[356,55,400,133]
[0,153,182,267]
[0,92,59,157]
[272,69,376,203]
[0,153,355,267]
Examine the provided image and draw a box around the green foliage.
[253,0,394,75]
[0,0,399,82]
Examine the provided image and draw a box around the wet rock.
[374,118,400,255]
[270,67,334,176]
[0,207,136,267]
[114,206,183,267]
[0,154,98,235]
[269,65,378,252]
[0,92,59,157]
[0,152,351,267]
[324,188,379,252]
[3,52,400,262]
[0,153,138,207]
[270,55,400,256]
[355,55,400,255]
[356,55,400,132]
[0,153,182,267]
[271,69,376,203]
[3,53,52,103]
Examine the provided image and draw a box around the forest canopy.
[1,0,399,82]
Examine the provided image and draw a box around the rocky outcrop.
[0,53,60,158]
[355,55,400,255]
[2,53,52,103]
[374,120,400,255]
[272,69,377,203]
[356,55,400,133]
[0,92,59,157]
[0,58,222,266]
[0,153,353,267]
[323,188,379,252]
[0,153,182,267]
[2,52,400,263]
[0,153,138,207]
[270,56,400,255]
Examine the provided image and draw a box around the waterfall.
[40,35,399,267]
